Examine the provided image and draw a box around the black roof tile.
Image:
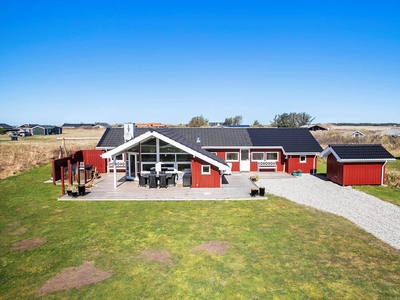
[329,144,395,160]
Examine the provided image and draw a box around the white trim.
[321,147,396,163]
[101,131,228,171]
[251,152,264,162]
[226,152,239,161]
[266,152,278,162]
[300,155,307,163]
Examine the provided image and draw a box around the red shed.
[321,144,395,186]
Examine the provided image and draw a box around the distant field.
[0,128,105,180]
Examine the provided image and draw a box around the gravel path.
[256,175,400,249]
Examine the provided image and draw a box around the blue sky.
[1,1,399,126]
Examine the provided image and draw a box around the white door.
[240,149,250,172]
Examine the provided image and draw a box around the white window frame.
[251,152,264,162]
[226,152,239,161]
[202,165,211,175]
[300,155,307,163]
[266,152,278,161]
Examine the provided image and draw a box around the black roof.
[328,144,395,160]
[97,127,322,153]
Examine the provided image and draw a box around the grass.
[1,164,399,299]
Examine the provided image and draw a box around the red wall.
[82,150,107,173]
[191,157,221,188]
[326,154,343,184]
[286,155,318,174]
[326,154,385,185]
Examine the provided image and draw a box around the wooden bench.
[257,161,277,172]
[107,161,126,172]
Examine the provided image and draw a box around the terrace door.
[240,149,250,172]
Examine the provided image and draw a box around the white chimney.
[124,123,135,142]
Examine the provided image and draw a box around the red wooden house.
[97,126,323,188]
[321,144,395,186]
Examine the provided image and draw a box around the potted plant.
[78,184,86,196]
[71,184,79,197]
[250,175,259,182]
[251,188,258,197]
[66,185,73,196]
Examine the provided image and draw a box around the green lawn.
[1,164,399,299]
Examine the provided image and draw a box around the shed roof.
[321,144,395,162]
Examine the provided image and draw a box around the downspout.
[113,156,117,188]
[381,161,387,185]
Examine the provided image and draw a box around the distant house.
[135,122,171,127]
[32,125,62,135]
[0,123,14,132]
[97,125,323,188]
[301,124,329,131]
[321,144,395,186]
[351,130,365,138]
[62,123,95,128]
[93,123,111,129]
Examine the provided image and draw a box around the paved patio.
[58,172,293,201]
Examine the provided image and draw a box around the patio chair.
[149,174,158,189]
[138,174,148,187]
[159,174,167,188]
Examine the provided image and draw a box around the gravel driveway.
[256,175,400,249]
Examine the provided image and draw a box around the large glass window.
[178,163,191,172]
[226,152,239,161]
[252,152,264,161]
[141,138,156,153]
[266,152,278,161]
[159,140,184,153]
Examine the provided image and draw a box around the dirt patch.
[37,261,113,297]
[12,237,46,251]
[140,250,173,266]
[7,222,19,227]
[55,209,63,213]
[190,241,230,255]
[9,228,27,236]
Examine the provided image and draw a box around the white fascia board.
[285,152,321,156]
[339,158,396,163]
[320,147,340,160]
[151,132,228,171]
[101,131,153,159]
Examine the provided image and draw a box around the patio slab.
[58,172,293,201]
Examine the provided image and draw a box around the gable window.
[266,152,278,161]
[252,152,264,161]
[226,152,239,161]
[300,156,307,163]
[202,165,211,174]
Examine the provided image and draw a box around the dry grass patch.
[190,241,230,255]
[0,128,105,180]
[9,228,27,236]
[140,250,174,266]
[37,261,113,297]
[12,237,46,251]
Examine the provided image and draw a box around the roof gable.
[321,144,395,162]
[101,128,228,170]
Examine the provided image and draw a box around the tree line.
[188,112,315,128]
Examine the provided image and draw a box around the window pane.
[142,164,155,171]
[141,138,156,153]
[252,153,263,161]
[202,165,210,174]
[266,152,278,160]
[226,152,238,161]
[159,140,184,153]
[141,154,156,162]
[160,154,175,162]
[177,154,192,162]
[178,163,191,171]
